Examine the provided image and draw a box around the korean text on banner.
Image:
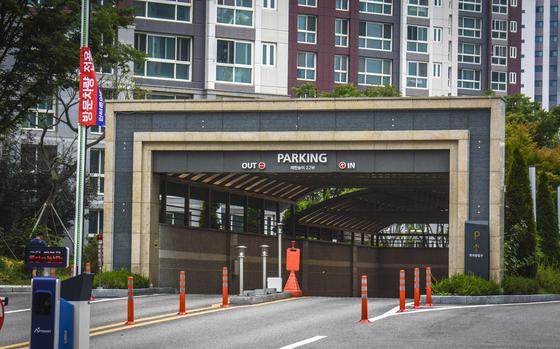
[79,47,98,126]
[97,86,105,127]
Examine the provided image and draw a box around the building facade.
[521,0,560,109]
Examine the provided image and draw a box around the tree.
[293,83,400,98]
[536,172,560,264]
[0,0,143,134]
[505,148,537,277]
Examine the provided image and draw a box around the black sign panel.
[25,247,69,268]
[464,221,489,280]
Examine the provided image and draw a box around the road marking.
[4,309,30,314]
[278,336,327,349]
[369,300,560,323]
[0,297,303,349]
[3,294,171,314]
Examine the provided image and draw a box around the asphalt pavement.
[2,294,560,348]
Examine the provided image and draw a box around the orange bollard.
[85,262,91,274]
[414,267,420,309]
[399,269,406,312]
[359,275,369,323]
[426,267,432,307]
[221,267,229,308]
[126,276,134,325]
[178,271,186,315]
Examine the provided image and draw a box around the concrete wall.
[159,224,448,297]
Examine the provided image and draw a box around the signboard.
[464,221,489,280]
[78,47,99,126]
[25,247,70,269]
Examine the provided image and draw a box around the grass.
[94,269,150,289]
[432,274,502,296]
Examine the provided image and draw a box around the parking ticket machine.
[30,274,92,349]
[31,277,61,348]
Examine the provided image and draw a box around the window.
[509,46,517,58]
[407,61,428,88]
[551,80,557,88]
[22,97,55,131]
[535,80,543,88]
[459,17,481,38]
[536,36,544,43]
[510,21,517,33]
[550,95,557,106]
[336,0,349,10]
[536,51,543,57]
[359,22,392,51]
[433,27,442,42]
[551,65,558,73]
[334,55,348,83]
[359,0,392,15]
[458,69,481,90]
[297,52,316,81]
[492,0,507,14]
[358,57,391,86]
[297,15,317,44]
[95,34,115,74]
[432,62,442,78]
[262,42,276,66]
[134,33,191,80]
[553,5,559,12]
[90,149,105,195]
[217,0,253,27]
[216,39,252,84]
[134,0,192,22]
[407,25,428,53]
[491,71,506,91]
[88,210,103,235]
[492,45,507,65]
[298,0,316,6]
[509,72,516,84]
[459,0,481,12]
[335,19,349,47]
[458,43,481,64]
[90,125,104,134]
[536,65,543,72]
[408,0,428,17]
[21,144,57,181]
[553,21,559,28]
[537,21,544,28]
[536,5,544,13]
[552,35,559,43]
[262,0,275,9]
[492,20,507,40]
[511,0,517,6]
[552,50,559,57]
[434,0,442,6]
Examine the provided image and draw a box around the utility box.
[267,277,282,292]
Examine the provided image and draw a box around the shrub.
[432,274,502,296]
[536,264,560,294]
[93,269,150,289]
[502,276,539,295]
[0,256,29,285]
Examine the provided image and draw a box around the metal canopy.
[166,172,449,232]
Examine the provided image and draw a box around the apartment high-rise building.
[521,0,560,109]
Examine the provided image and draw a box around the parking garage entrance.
[103,97,505,297]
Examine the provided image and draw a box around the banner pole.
[73,0,90,276]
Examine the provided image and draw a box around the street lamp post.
[237,245,247,295]
[260,245,269,289]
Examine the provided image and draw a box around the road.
[2,294,560,348]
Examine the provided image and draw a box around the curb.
[0,285,31,293]
[230,292,292,305]
[421,294,560,305]
[92,287,177,298]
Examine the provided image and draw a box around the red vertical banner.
[79,47,98,126]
